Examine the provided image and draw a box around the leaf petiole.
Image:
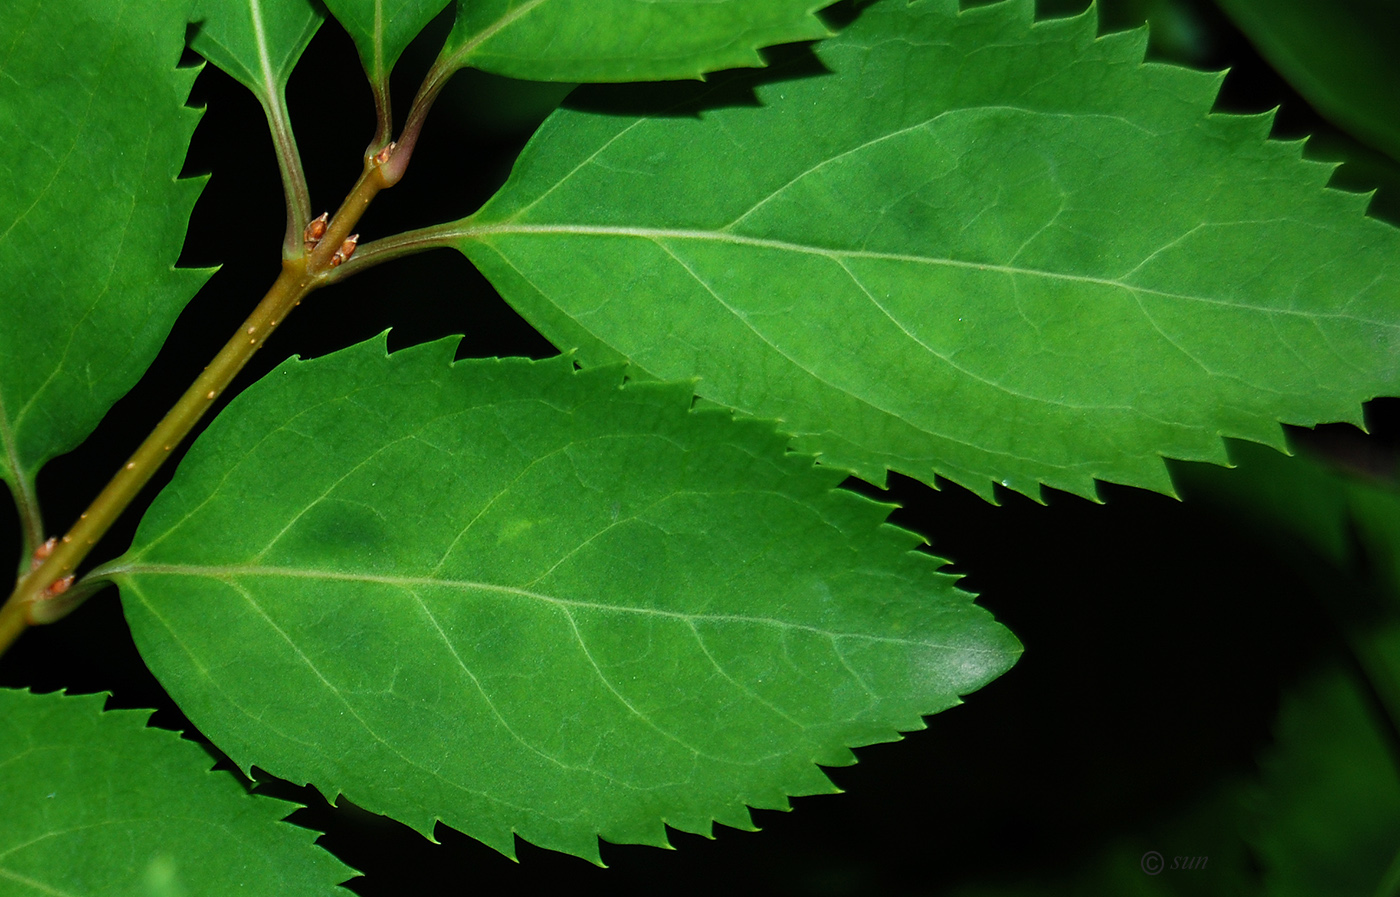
[4,472,43,578]
[266,91,315,260]
[375,51,456,187]
[319,218,461,282]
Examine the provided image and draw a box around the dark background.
[2,1,1396,893]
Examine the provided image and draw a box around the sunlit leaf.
[0,689,352,895]
[454,0,1400,501]
[106,334,1019,862]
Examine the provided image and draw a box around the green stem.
[322,219,463,283]
[0,160,396,657]
[0,391,44,566]
[26,577,108,626]
[377,46,462,187]
[0,597,24,657]
[0,261,310,652]
[369,74,394,159]
[6,478,43,576]
[264,87,314,260]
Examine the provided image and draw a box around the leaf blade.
[110,335,1018,861]
[0,0,209,521]
[1253,666,1400,897]
[0,689,352,895]
[1214,0,1400,166]
[322,0,452,86]
[189,0,323,104]
[440,0,834,82]
[455,0,1400,501]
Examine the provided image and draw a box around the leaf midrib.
[0,384,25,485]
[372,0,384,79]
[0,864,80,897]
[458,222,1391,327]
[445,0,549,69]
[108,562,987,651]
[248,0,280,100]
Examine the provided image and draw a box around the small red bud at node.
[373,142,397,166]
[44,575,74,598]
[29,537,57,571]
[330,234,359,268]
[303,212,329,254]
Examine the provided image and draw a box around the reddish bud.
[43,575,74,598]
[302,212,329,254]
[29,537,56,571]
[330,234,359,268]
[373,142,397,166]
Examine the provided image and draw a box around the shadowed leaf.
[1214,0,1400,166]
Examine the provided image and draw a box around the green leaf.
[1172,439,1400,726]
[189,0,323,105]
[1173,438,1400,599]
[0,0,209,533]
[1214,0,1400,166]
[1171,441,1355,571]
[1301,129,1400,228]
[104,334,1019,862]
[1251,667,1400,897]
[454,0,1400,501]
[0,688,352,896]
[321,0,452,88]
[438,0,834,82]
[189,0,321,256]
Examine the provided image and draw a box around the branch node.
[373,142,397,168]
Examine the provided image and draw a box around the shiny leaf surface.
[109,335,1018,862]
[456,0,1400,501]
